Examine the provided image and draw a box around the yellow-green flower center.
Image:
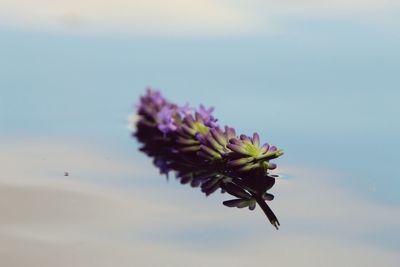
[193,122,209,136]
[243,143,260,157]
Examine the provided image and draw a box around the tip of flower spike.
[255,149,284,161]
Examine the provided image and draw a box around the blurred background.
[1,1,399,266]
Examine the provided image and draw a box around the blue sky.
[0,1,399,265]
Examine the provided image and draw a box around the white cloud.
[0,0,256,36]
[0,139,399,266]
[1,0,399,36]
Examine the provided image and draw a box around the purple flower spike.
[134,88,284,229]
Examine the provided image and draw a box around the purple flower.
[174,114,207,154]
[137,88,170,123]
[226,133,284,172]
[157,106,177,134]
[134,88,284,229]
[178,103,193,116]
[154,158,171,177]
[198,104,218,128]
[196,126,236,160]
[147,88,166,107]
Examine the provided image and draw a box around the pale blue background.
[1,19,399,204]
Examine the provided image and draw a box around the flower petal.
[227,157,254,167]
[222,199,249,208]
[211,128,227,146]
[224,183,251,199]
[252,133,260,147]
[226,144,249,155]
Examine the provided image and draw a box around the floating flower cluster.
[134,89,284,229]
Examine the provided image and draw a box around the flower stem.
[255,196,280,230]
